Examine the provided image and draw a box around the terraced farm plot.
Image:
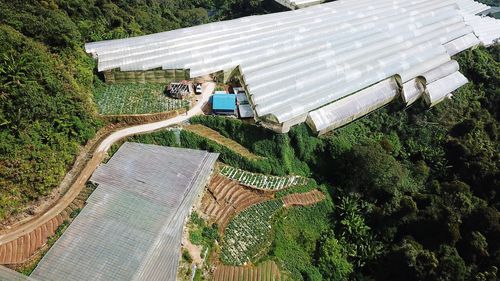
[213,260,285,281]
[201,175,270,230]
[0,184,93,265]
[221,200,283,265]
[94,83,188,115]
[220,165,308,190]
[184,125,261,160]
[282,190,325,207]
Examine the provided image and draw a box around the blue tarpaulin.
[212,94,236,111]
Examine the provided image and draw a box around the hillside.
[0,0,281,223]
[177,45,500,279]
[128,43,499,279]
[0,0,499,280]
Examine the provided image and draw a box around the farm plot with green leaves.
[94,83,188,115]
[220,165,308,191]
[221,199,284,265]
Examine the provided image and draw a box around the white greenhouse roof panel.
[456,0,490,15]
[424,71,468,107]
[421,60,460,84]
[31,143,218,281]
[85,0,497,134]
[307,78,399,135]
[444,33,482,56]
[275,0,325,10]
[463,13,500,46]
[402,78,425,106]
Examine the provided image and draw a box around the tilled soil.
[282,189,325,208]
[201,175,272,232]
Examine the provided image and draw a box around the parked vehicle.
[195,84,203,95]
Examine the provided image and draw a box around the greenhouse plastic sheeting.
[275,0,490,12]
[421,60,460,84]
[444,32,481,55]
[307,78,399,134]
[402,78,425,105]
[31,143,218,281]
[462,13,500,46]
[0,266,34,281]
[455,0,490,14]
[424,71,468,107]
[85,0,498,132]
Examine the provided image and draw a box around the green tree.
[317,235,353,281]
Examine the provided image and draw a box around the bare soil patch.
[283,190,325,208]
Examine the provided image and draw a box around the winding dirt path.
[0,82,215,254]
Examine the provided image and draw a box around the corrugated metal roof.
[238,104,255,118]
[213,94,236,111]
[85,0,499,134]
[236,93,249,104]
[31,143,218,281]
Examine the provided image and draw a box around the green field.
[221,199,284,265]
[94,83,189,115]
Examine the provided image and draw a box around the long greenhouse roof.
[86,0,500,133]
[275,0,491,12]
[31,142,218,281]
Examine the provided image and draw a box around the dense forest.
[1,0,499,280]
[0,0,282,222]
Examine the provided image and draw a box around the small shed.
[167,81,193,99]
[233,87,244,94]
[238,104,254,118]
[212,94,236,115]
[236,93,249,104]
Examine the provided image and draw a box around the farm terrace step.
[283,190,326,207]
[213,260,284,281]
[201,175,271,231]
[219,165,309,191]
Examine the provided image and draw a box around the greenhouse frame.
[86,0,500,134]
[274,0,325,10]
[30,143,218,281]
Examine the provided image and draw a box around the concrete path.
[0,82,215,246]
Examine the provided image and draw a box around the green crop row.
[220,165,308,190]
[221,199,284,265]
[94,83,189,115]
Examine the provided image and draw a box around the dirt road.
[0,82,215,246]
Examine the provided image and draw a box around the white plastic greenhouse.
[275,0,491,12]
[31,143,218,281]
[86,0,500,134]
